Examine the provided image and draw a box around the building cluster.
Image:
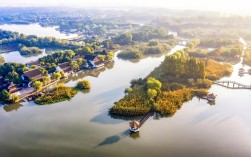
[0,50,113,98]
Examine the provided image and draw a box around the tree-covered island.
[110,50,232,116]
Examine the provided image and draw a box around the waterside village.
[0,49,114,103]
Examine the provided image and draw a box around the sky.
[0,0,250,15]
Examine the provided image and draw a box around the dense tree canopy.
[0,63,28,83]
[18,44,43,55]
[39,50,75,67]
[0,90,10,102]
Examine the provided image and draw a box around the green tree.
[82,46,93,54]
[40,68,48,76]
[77,80,91,90]
[148,40,159,46]
[34,81,43,91]
[147,77,162,90]
[187,42,195,49]
[11,94,19,102]
[43,76,51,85]
[6,71,21,83]
[70,61,79,71]
[76,58,85,68]
[147,88,157,99]
[187,38,200,49]
[98,55,105,61]
[102,40,113,48]
[115,32,133,45]
[106,51,114,60]
[124,87,133,94]
[157,27,168,36]
[52,71,62,80]
[0,90,10,102]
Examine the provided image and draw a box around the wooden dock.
[213,80,251,89]
[139,109,154,127]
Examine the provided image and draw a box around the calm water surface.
[0,23,78,63]
[0,23,78,39]
[1,50,51,64]
[0,44,251,157]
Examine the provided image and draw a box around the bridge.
[213,80,251,89]
[139,109,154,127]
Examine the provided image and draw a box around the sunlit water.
[0,23,78,63]
[0,42,251,157]
[1,50,52,64]
[220,38,251,85]
[0,23,78,39]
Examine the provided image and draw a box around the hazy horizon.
[0,0,250,15]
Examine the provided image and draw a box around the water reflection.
[1,50,51,64]
[207,101,216,106]
[129,132,140,139]
[108,113,141,121]
[105,61,115,70]
[0,23,78,39]
[80,89,91,94]
[63,61,115,85]
[152,112,162,120]
[118,54,164,64]
[190,87,251,127]
[3,103,23,112]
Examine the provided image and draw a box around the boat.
[206,93,217,101]
[129,120,140,133]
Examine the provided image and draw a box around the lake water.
[1,50,51,64]
[0,23,78,64]
[0,44,251,157]
[0,23,78,39]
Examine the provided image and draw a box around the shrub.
[148,40,159,46]
[110,86,152,116]
[76,80,91,90]
[196,79,212,88]
[35,84,77,105]
[117,49,143,59]
[52,71,62,80]
[168,83,185,91]
[0,90,10,102]
[34,81,43,91]
[192,89,208,98]
[43,76,51,85]
[155,89,193,115]
[124,88,133,94]
[11,94,19,102]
